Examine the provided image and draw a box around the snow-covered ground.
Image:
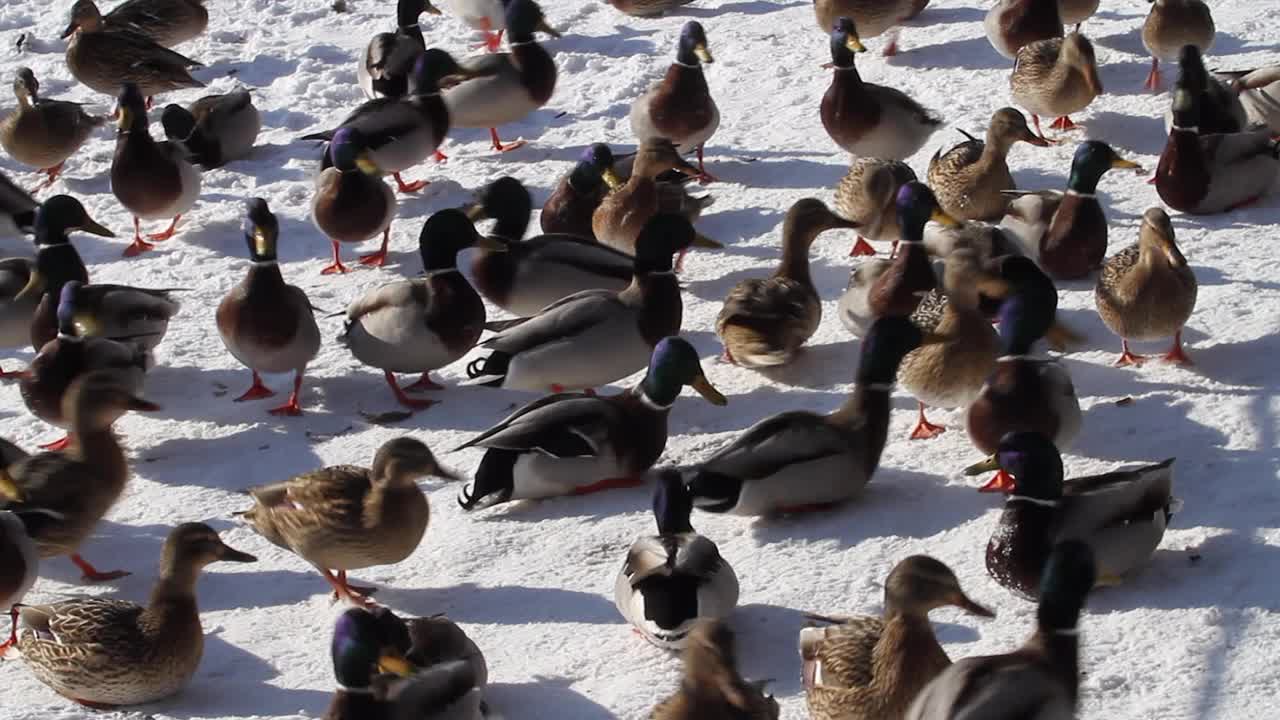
[1,0,1278,717]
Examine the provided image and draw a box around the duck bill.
[1111,156,1142,173]
[216,543,257,563]
[475,235,508,252]
[79,216,116,238]
[950,592,995,618]
[0,469,24,503]
[691,375,727,405]
[355,154,381,176]
[115,106,132,131]
[422,0,443,15]
[601,167,624,191]
[962,455,1001,476]
[377,651,414,677]
[128,395,162,412]
[60,21,79,39]
[692,232,722,249]
[535,18,561,38]
[462,202,488,222]
[1021,127,1051,147]
[694,44,714,64]
[845,36,866,54]
[930,207,960,228]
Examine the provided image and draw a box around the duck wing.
[458,394,621,458]
[19,598,144,650]
[479,289,623,354]
[701,412,851,480]
[1056,459,1175,537]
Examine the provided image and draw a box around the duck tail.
[463,353,507,387]
[457,449,516,511]
[298,129,335,143]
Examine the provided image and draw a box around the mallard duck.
[323,608,416,720]
[966,431,1177,595]
[465,176,635,316]
[928,108,1048,221]
[7,523,254,708]
[370,607,488,686]
[799,556,993,720]
[1142,0,1214,90]
[821,18,941,159]
[359,0,439,100]
[61,0,203,100]
[464,214,696,393]
[965,256,1081,492]
[311,127,397,275]
[457,336,724,509]
[716,199,858,367]
[984,0,1062,60]
[0,172,37,237]
[616,470,739,649]
[650,620,779,720]
[1010,32,1102,138]
[442,0,559,152]
[833,158,916,257]
[1156,85,1280,214]
[605,0,696,18]
[687,316,934,516]
[1095,207,1196,366]
[0,508,44,636]
[160,89,260,169]
[1160,45,1247,136]
[63,0,208,48]
[630,21,719,179]
[813,0,915,56]
[216,199,320,415]
[905,541,1095,720]
[4,370,158,580]
[440,0,560,53]
[239,437,456,605]
[541,143,624,240]
[593,139,717,258]
[1225,64,1280,134]
[0,68,106,191]
[1057,0,1097,24]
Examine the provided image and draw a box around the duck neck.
[1065,165,1105,195]
[419,244,461,272]
[830,382,892,475]
[489,206,530,243]
[34,240,89,294]
[69,426,127,493]
[828,39,862,76]
[149,559,202,609]
[775,230,815,286]
[1030,619,1081,703]
[982,127,1018,165]
[246,260,285,295]
[637,371,680,411]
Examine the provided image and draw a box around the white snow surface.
[1,0,1278,718]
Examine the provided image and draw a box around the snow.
[1,0,1278,718]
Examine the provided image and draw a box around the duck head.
[829,17,867,67]
[1066,141,1141,194]
[965,430,1065,497]
[1037,540,1096,633]
[331,608,414,691]
[33,195,114,242]
[242,198,279,263]
[653,469,696,535]
[329,127,380,175]
[675,21,713,66]
[856,315,932,386]
[783,198,861,247]
[160,103,198,142]
[505,0,560,43]
[884,555,995,618]
[161,522,257,577]
[418,208,505,271]
[397,0,441,26]
[992,255,1057,355]
[1138,207,1186,268]
[633,213,699,274]
[462,176,531,238]
[989,106,1050,148]
[114,82,149,134]
[639,336,726,408]
[1175,43,1209,92]
[896,182,958,242]
[371,437,460,486]
[12,67,38,105]
[577,143,623,191]
[61,0,103,38]
[1169,83,1199,130]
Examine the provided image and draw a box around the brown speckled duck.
[0,68,105,191]
[813,0,917,55]
[605,0,697,17]
[984,0,1063,60]
[61,0,204,100]
[1010,32,1102,139]
[928,108,1048,221]
[1142,0,1214,90]
[65,0,208,48]
[833,157,916,257]
[592,139,716,257]
[651,620,779,720]
[629,22,719,180]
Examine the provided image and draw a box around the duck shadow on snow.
[485,677,614,720]
[899,35,1010,71]
[468,479,654,524]
[1082,110,1167,155]
[375,582,619,626]
[136,426,325,492]
[683,0,808,18]
[707,155,847,191]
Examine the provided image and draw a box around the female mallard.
[616,470,739,649]
[821,18,941,159]
[239,437,457,606]
[965,256,1081,493]
[457,337,725,510]
[630,22,719,180]
[966,432,1177,596]
[541,143,624,239]
[905,541,1095,720]
[593,139,717,258]
[465,175,635,316]
[442,0,558,152]
[0,172,37,237]
[111,83,202,257]
[4,370,158,581]
[1010,31,1102,138]
[928,107,1048,222]
[311,127,397,275]
[61,0,203,100]
[813,0,915,56]
[799,556,993,720]
[1095,207,1197,366]
[651,620,779,719]
[217,199,321,416]
[323,609,415,720]
[1160,45,1247,136]
[833,157,916,257]
[63,0,208,48]
[160,89,261,169]
[359,0,439,100]
[440,0,560,53]
[1155,85,1280,215]
[716,199,858,367]
[342,210,502,409]
[0,68,105,191]
[605,0,696,17]
[687,316,934,516]
[984,0,1062,60]
[7,523,254,708]
[1142,0,1214,90]
[1057,0,1097,24]
[464,214,696,393]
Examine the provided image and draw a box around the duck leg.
[319,568,376,607]
[321,240,350,275]
[489,128,526,153]
[70,553,130,582]
[384,370,438,410]
[402,372,444,392]
[123,217,156,257]
[909,402,946,439]
[392,172,429,194]
[31,162,64,192]
[1144,58,1161,90]
[39,434,73,451]
[1161,331,1193,365]
[0,365,25,379]
[358,228,391,267]
[976,469,1015,493]
[0,604,19,657]
[235,371,276,402]
[881,27,901,56]
[695,144,716,184]
[1048,116,1078,131]
[849,236,877,257]
[1115,339,1146,367]
[147,215,182,242]
[267,371,306,416]
[474,20,504,52]
[1029,115,1053,144]
[434,149,449,163]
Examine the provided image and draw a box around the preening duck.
[359,0,439,100]
[629,22,720,180]
[160,89,261,169]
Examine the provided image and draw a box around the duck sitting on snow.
[630,22,719,180]
[160,89,261,169]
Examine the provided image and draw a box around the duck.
[966,432,1177,596]
[1095,207,1197,366]
[541,143,625,239]
[821,18,941,159]
[457,336,725,510]
[629,21,719,180]
[1010,32,1102,139]
[605,0,697,17]
[593,139,717,259]
[1056,0,1097,24]
[464,214,696,393]
[799,556,993,720]
[716,199,859,367]
[813,0,916,56]
[0,172,37,237]
[323,608,416,720]
[160,89,261,169]
[110,82,202,257]
[4,370,159,581]
[61,0,203,101]
[359,0,439,100]
[1160,45,1247,136]
[1155,84,1280,215]
[62,0,209,48]
[7,523,255,708]
[465,176,635,316]
[650,620,779,720]
[370,607,488,687]
[928,107,1048,221]
[0,68,106,191]
[442,0,559,152]
[905,541,1095,720]
[832,157,916,257]
[687,316,934,516]
[0,505,54,647]
[311,127,397,275]
[1224,64,1280,134]
[217,198,321,416]
[1142,0,1214,90]
[440,0,560,53]
[965,256,1081,493]
[984,0,1062,60]
[238,437,457,606]
[616,470,739,649]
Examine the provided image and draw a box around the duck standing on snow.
[1095,207,1197,367]
[61,0,203,101]
[615,470,738,649]
[440,0,560,53]
[541,143,625,239]
[593,139,717,259]
[457,337,725,510]
[311,127,397,275]
[799,556,993,720]
[1142,0,1214,91]
[813,0,917,55]
[650,620,779,720]
[160,89,261,169]
[359,0,440,100]
[629,22,719,181]
[64,0,208,48]
[216,199,321,416]
[0,68,106,192]
[984,0,1063,60]
[1010,31,1102,139]
[716,199,859,368]
[928,107,1048,221]
[0,507,46,644]
[832,158,916,257]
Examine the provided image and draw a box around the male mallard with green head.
[311,127,397,275]
[630,22,719,180]
[160,89,261,170]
